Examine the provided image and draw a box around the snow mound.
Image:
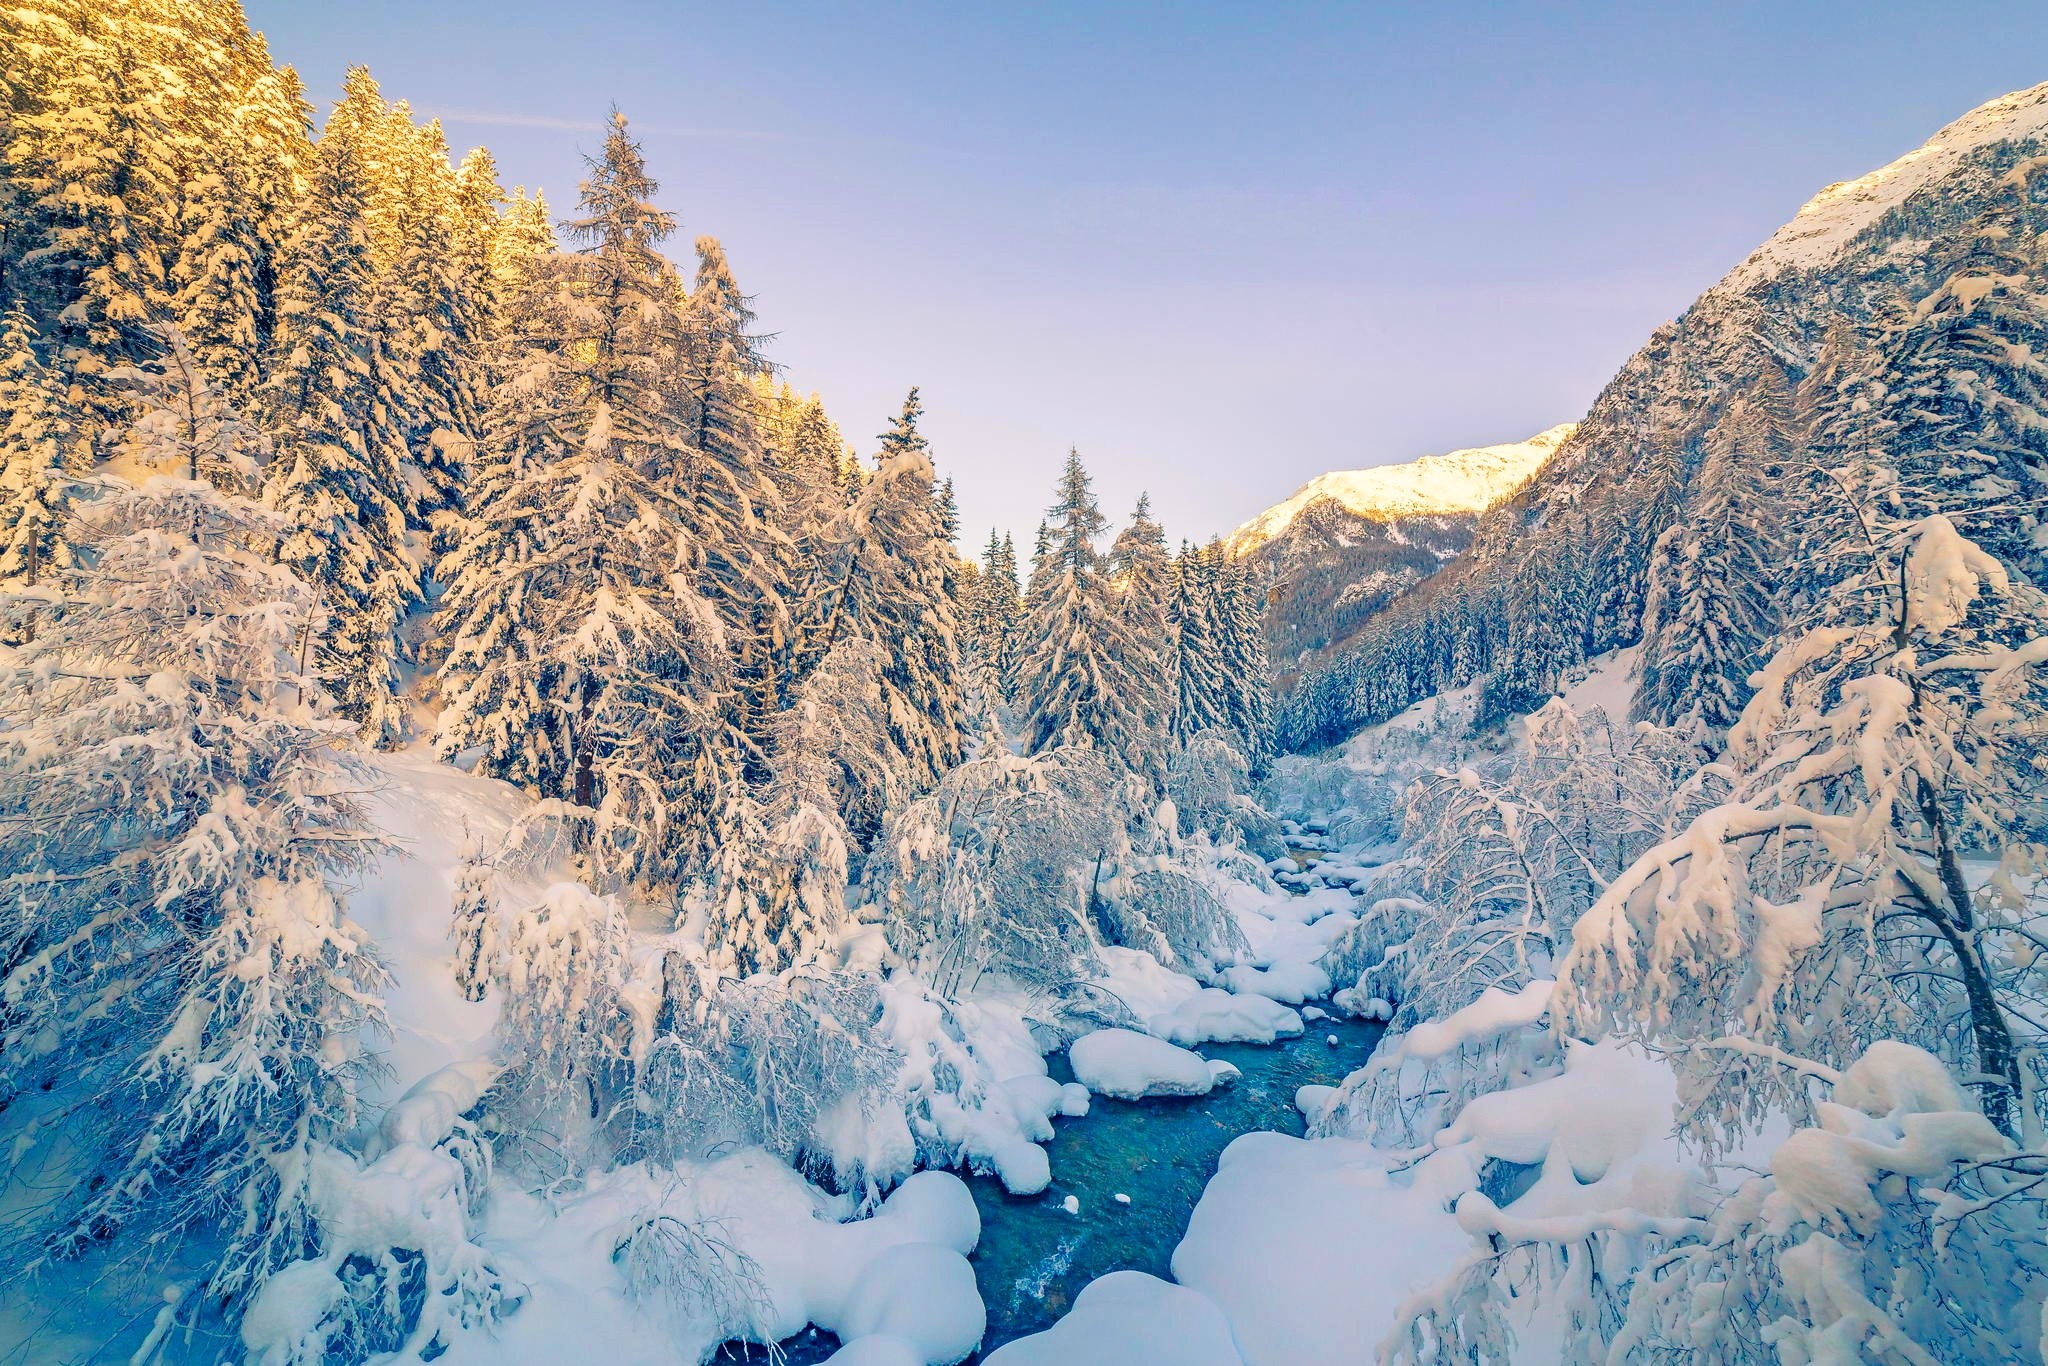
[1170,1133,1470,1366]
[1067,1029,1216,1100]
[1721,80,2048,290]
[1150,987,1304,1046]
[1227,424,1574,554]
[981,1271,1244,1366]
[1222,960,1332,1006]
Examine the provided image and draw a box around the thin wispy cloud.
[431,109,787,141]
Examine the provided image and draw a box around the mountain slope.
[1281,79,2048,751]
[1233,427,1573,678]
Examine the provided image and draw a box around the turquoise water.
[759,1012,1386,1363]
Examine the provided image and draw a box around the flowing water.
[763,1013,1387,1363]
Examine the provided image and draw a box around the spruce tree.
[435,112,743,888]
[259,124,415,745]
[678,235,794,766]
[1210,543,1276,767]
[4,24,178,428]
[1018,449,1150,762]
[0,469,387,1318]
[1634,407,1780,747]
[0,301,80,595]
[1106,495,1175,777]
[1169,540,1230,744]
[803,389,965,814]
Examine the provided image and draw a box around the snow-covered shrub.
[1168,728,1285,859]
[1105,864,1246,978]
[871,746,1130,994]
[1386,1041,2046,1366]
[243,1063,515,1366]
[1325,701,1705,1037]
[0,475,392,1323]
[612,1205,774,1344]
[1261,750,1400,846]
[713,971,901,1188]
[496,881,637,1158]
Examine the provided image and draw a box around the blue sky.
[248,1,2048,551]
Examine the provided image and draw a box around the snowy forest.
[5,4,2048,1365]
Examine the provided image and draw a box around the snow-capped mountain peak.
[1720,80,2048,291]
[1229,423,1576,555]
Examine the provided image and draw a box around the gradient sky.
[247,1,2048,553]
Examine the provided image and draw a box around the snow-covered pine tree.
[259,120,416,745]
[1867,203,2048,583]
[1633,402,1781,747]
[387,116,485,549]
[435,112,743,889]
[1587,416,1686,649]
[1105,495,1174,780]
[167,152,265,404]
[1017,448,1151,764]
[677,235,795,768]
[2,15,178,428]
[1169,539,1230,744]
[119,323,269,488]
[0,468,388,1317]
[0,300,81,594]
[493,185,559,295]
[709,637,897,976]
[801,389,965,814]
[1210,541,1276,769]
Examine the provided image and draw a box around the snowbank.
[448,1159,985,1366]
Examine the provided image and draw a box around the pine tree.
[803,389,965,814]
[494,185,558,295]
[1634,405,1780,746]
[1018,449,1151,762]
[259,124,415,745]
[0,301,80,594]
[1210,544,1277,768]
[435,112,743,888]
[167,154,265,404]
[677,235,794,767]
[1871,215,2048,583]
[1170,540,1230,744]
[4,21,179,427]
[1106,495,1175,777]
[388,117,486,547]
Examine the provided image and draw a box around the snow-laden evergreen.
[258,121,415,745]
[1017,450,1151,765]
[0,301,81,594]
[802,389,966,807]
[0,468,389,1318]
[435,113,744,889]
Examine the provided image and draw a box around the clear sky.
[246,1,2048,553]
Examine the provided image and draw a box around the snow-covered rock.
[1149,987,1304,1047]
[1067,1029,1216,1100]
[1221,960,1332,1006]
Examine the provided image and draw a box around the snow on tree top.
[1719,79,2048,292]
[1227,423,1575,555]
